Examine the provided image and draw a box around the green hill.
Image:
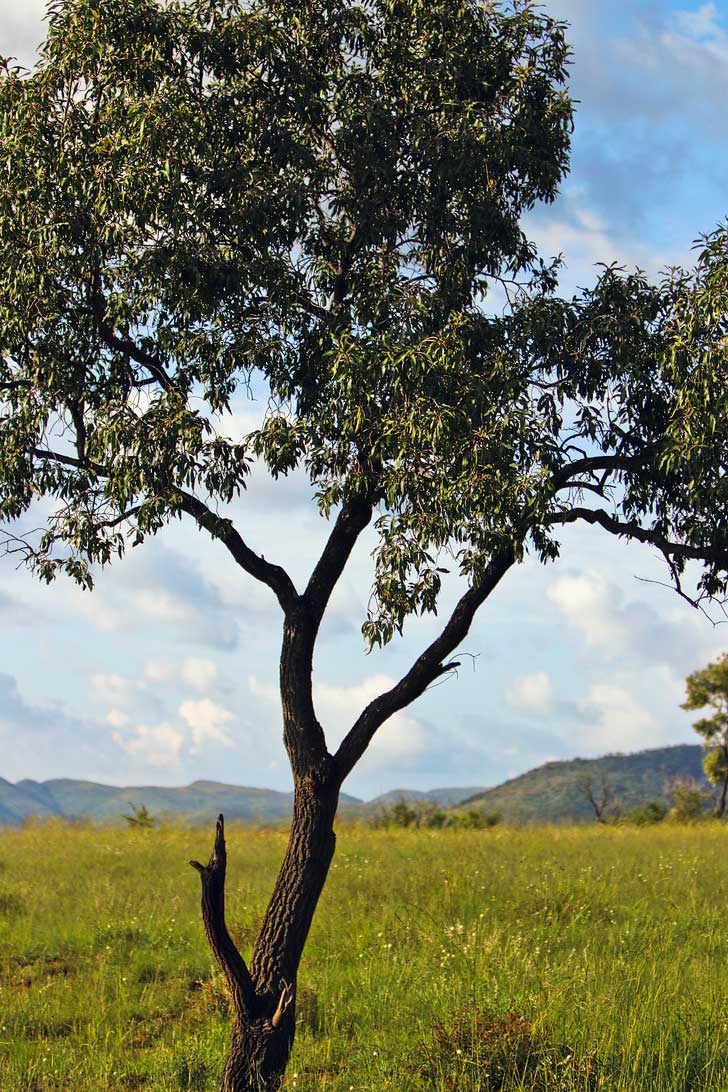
[0,746,711,827]
[464,744,709,824]
[0,778,362,826]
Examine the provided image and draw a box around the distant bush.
[371,801,500,830]
[667,786,711,821]
[666,782,711,823]
[450,808,502,830]
[123,802,158,829]
[629,799,668,826]
[389,801,419,828]
[409,1007,602,1091]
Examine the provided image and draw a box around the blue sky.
[1,0,727,799]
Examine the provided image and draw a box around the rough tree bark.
[190,772,339,1091]
[189,540,516,1091]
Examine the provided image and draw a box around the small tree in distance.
[1,0,728,1088]
[578,768,619,824]
[682,653,728,817]
[665,777,710,823]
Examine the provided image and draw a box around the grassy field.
[1,821,727,1092]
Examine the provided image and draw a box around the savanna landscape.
[2,0,728,1089]
[2,818,728,1092]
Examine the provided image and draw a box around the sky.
[0,0,727,799]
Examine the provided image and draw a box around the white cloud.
[505,671,554,712]
[144,656,218,692]
[547,572,625,652]
[582,681,659,752]
[527,197,674,293]
[93,673,142,708]
[675,3,726,43]
[112,721,184,767]
[106,709,129,728]
[574,666,687,755]
[181,657,218,691]
[613,4,728,130]
[546,561,725,672]
[178,698,234,751]
[69,544,241,650]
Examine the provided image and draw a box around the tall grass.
[1,820,727,1090]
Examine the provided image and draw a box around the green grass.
[1,820,728,1091]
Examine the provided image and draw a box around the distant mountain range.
[0,745,709,827]
[0,777,483,827]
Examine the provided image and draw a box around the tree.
[682,653,728,817]
[665,777,709,823]
[578,768,618,824]
[1,1,727,1088]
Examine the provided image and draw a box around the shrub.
[371,802,501,830]
[123,802,158,829]
[629,799,668,825]
[667,784,711,823]
[410,1007,601,1091]
[450,809,502,830]
[390,801,420,827]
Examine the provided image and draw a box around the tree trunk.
[191,759,339,1092]
[717,758,728,818]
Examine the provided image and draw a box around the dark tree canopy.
[3,0,725,649]
[2,1,728,1088]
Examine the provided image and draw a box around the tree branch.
[89,276,174,391]
[175,489,298,612]
[33,447,109,476]
[303,495,373,625]
[333,546,516,781]
[545,507,728,566]
[552,448,658,489]
[28,447,298,609]
[189,814,255,1019]
[0,380,31,391]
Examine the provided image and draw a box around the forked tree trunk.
[190,760,339,1092]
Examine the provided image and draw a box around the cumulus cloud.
[546,567,721,671]
[547,572,627,653]
[505,671,554,712]
[106,709,130,728]
[112,721,185,767]
[178,698,234,751]
[0,673,127,782]
[579,681,659,752]
[531,198,663,270]
[531,0,728,276]
[615,4,728,128]
[144,656,219,692]
[317,674,426,759]
[77,544,241,650]
[571,665,691,755]
[92,672,147,710]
